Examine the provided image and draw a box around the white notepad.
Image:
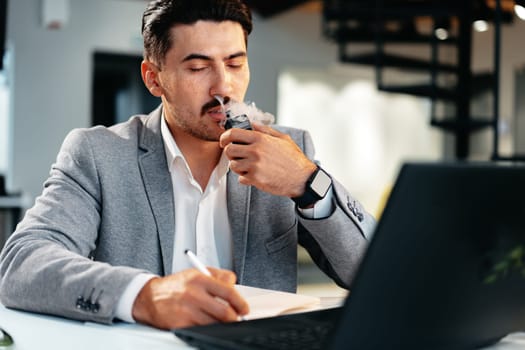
[235,285,321,320]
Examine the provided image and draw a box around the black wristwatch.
[292,165,332,208]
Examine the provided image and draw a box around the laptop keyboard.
[236,322,334,350]
[173,307,343,350]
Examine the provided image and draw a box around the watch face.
[311,169,332,198]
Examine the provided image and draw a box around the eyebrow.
[181,51,247,63]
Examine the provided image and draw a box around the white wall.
[5,0,145,198]
[0,71,8,174]
[277,66,442,216]
[246,10,339,114]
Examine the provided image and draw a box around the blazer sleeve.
[0,129,147,324]
[292,128,376,289]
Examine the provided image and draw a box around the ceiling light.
[515,4,525,20]
[473,20,489,32]
[434,28,449,40]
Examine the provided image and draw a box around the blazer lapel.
[137,106,251,278]
[138,108,175,275]
[227,171,251,284]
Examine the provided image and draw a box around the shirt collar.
[160,113,230,178]
[160,113,182,172]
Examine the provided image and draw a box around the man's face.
[144,20,250,142]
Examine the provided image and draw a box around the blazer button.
[347,200,364,222]
[76,296,87,310]
[92,303,100,313]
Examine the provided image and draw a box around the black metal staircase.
[323,0,514,160]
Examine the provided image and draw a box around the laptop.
[173,162,525,349]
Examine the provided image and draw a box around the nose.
[209,65,233,98]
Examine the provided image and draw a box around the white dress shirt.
[161,117,233,273]
[115,116,334,322]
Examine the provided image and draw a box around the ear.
[141,60,163,97]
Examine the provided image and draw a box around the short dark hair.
[142,0,253,66]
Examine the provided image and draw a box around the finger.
[204,281,250,316]
[223,143,252,161]
[188,291,239,324]
[209,267,237,284]
[184,281,246,322]
[251,123,282,137]
[207,296,242,322]
[228,159,252,175]
[237,174,251,186]
[184,305,218,326]
[219,128,254,147]
[189,270,249,317]
[219,129,233,148]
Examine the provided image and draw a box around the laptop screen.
[330,162,525,349]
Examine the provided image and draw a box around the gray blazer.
[0,106,375,324]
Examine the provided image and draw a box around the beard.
[165,102,224,142]
[175,117,221,142]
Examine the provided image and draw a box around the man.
[0,0,374,330]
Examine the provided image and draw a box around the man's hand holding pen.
[132,267,249,330]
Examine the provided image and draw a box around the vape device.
[223,111,253,130]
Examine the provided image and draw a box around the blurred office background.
[1,0,525,296]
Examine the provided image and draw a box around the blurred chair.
[0,175,28,249]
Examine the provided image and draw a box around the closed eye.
[189,67,207,72]
[227,58,246,70]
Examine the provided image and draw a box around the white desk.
[2,303,525,350]
[0,304,193,349]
